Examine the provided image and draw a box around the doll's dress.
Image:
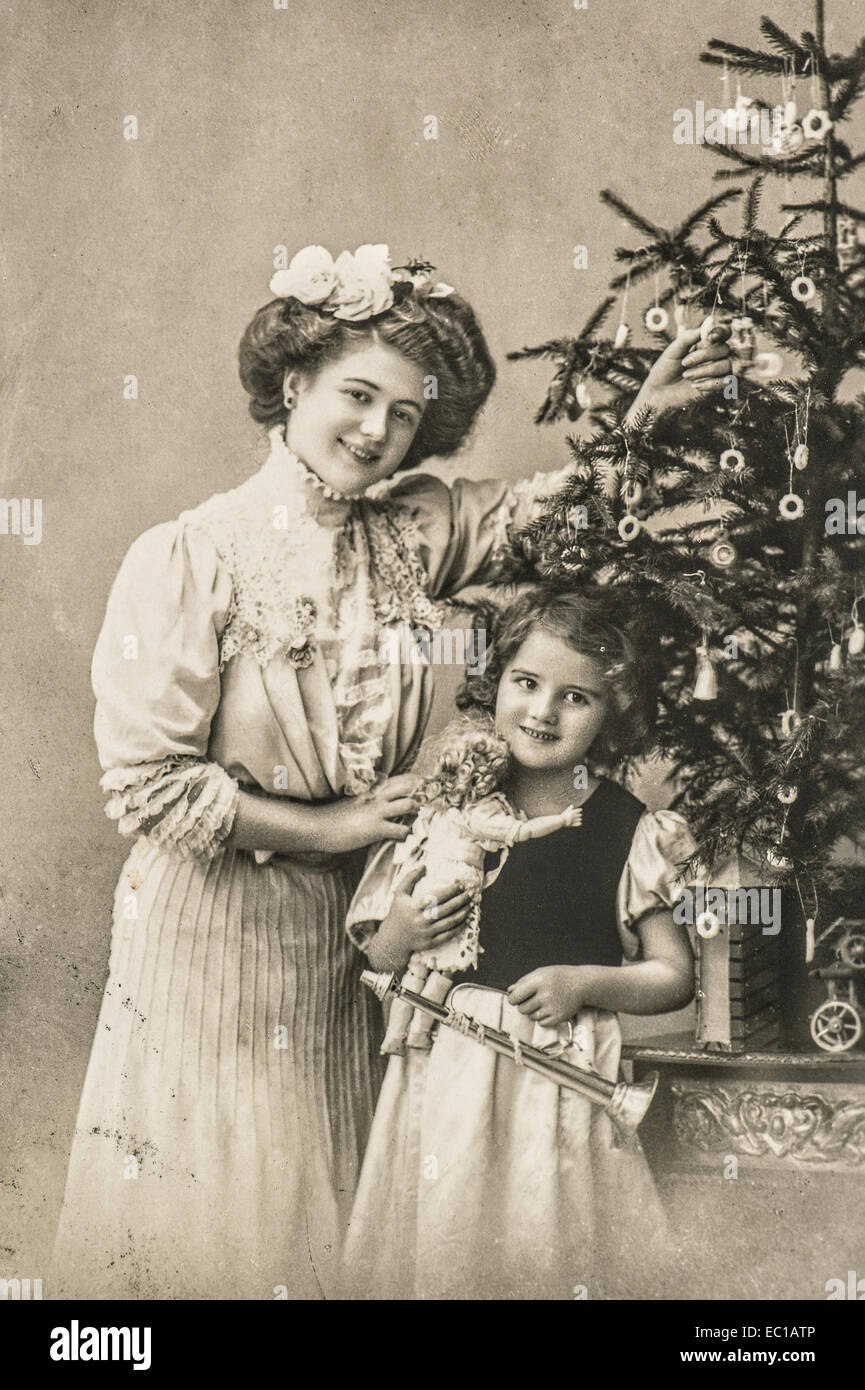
[49,426,573,1300]
[343,779,695,1300]
[393,793,521,973]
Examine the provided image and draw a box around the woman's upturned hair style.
[456,585,658,762]
[237,285,496,473]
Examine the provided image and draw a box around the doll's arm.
[464,799,579,847]
[512,805,581,843]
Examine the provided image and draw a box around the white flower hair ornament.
[268,245,454,322]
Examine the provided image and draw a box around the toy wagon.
[808,918,865,1053]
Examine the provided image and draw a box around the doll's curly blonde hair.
[417,725,510,810]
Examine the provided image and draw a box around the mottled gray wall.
[3,0,861,1286]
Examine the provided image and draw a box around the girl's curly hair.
[417,726,510,810]
[456,585,658,763]
[237,284,496,472]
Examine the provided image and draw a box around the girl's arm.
[224,777,420,856]
[363,865,473,973]
[507,907,694,1027]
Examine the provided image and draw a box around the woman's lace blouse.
[92,427,573,859]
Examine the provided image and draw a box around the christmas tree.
[486,4,865,1046]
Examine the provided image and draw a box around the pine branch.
[759,17,811,67]
[743,176,764,233]
[700,38,790,77]
[599,189,663,240]
[676,188,742,238]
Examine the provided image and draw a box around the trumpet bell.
[607,1071,660,1145]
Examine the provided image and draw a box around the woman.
[50,244,730,1299]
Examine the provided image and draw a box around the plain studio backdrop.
[3,0,862,1286]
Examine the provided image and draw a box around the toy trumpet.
[361,970,659,1143]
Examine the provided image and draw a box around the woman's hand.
[625,323,733,423]
[318,775,421,853]
[507,965,588,1028]
[367,866,474,973]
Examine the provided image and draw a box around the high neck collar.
[263,426,366,523]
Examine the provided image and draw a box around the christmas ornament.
[780,708,801,738]
[779,492,804,520]
[801,108,832,140]
[645,306,669,333]
[614,322,630,349]
[575,381,592,409]
[722,95,754,134]
[848,621,865,656]
[719,448,745,472]
[730,316,755,361]
[709,538,737,569]
[567,505,587,529]
[693,641,717,701]
[838,216,859,269]
[829,642,843,672]
[793,443,809,470]
[777,784,798,804]
[699,314,716,341]
[766,847,792,870]
[560,545,586,575]
[771,123,805,156]
[696,911,722,939]
[791,275,816,302]
[806,917,816,963]
[617,514,642,542]
[621,479,643,508]
[753,351,782,379]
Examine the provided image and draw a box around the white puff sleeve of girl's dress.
[615,809,696,960]
[92,519,239,861]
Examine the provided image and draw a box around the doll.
[381,723,581,1053]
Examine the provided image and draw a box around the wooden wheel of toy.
[810,999,862,1052]
[838,930,865,970]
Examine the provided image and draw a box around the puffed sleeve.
[615,810,696,960]
[344,812,432,952]
[92,519,239,860]
[386,462,574,597]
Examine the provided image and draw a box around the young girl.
[343,587,696,1300]
[51,243,726,1300]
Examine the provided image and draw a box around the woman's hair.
[237,286,496,472]
[456,585,657,762]
[417,725,510,809]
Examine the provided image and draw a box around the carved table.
[621,1033,865,1299]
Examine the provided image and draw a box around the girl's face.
[284,339,426,495]
[495,629,611,774]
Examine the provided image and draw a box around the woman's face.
[494,629,610,774]
[284,338,426,495]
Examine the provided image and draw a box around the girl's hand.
[369,866,474,972]
[319,775,421,853]
[507,965,588,1028]
[626,323,733,421]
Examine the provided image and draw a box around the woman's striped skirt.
[49,837,384,1299]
